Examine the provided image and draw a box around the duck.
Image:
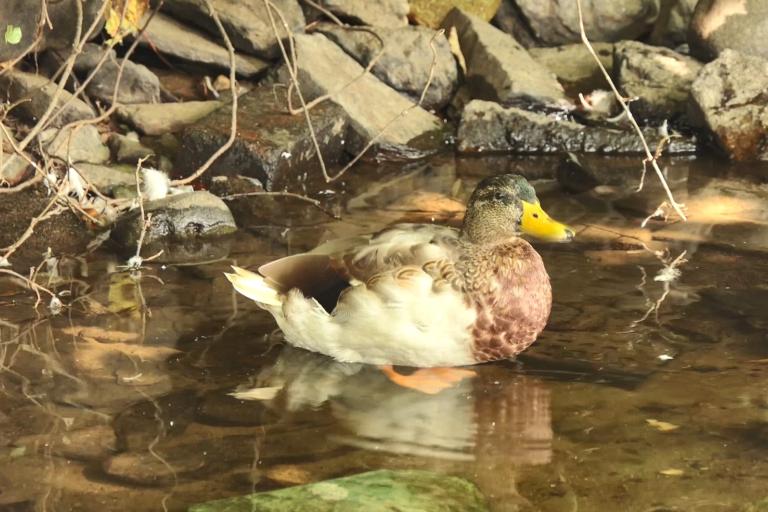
[226,174,573,369]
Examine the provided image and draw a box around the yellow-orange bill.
[521,201,574,242]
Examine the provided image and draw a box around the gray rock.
[0,152,31,187]
[0,71,96,128]
[139,13,268,78]
[73,162,136,194]
[689,50,768,161]
[116,101,224,136]
[317,24,458,110]
[162,0,305,59]
[40,125,110,164]
[689,0,768,61]
[313,0,409,27]
[614,40,702,122]
[529,43,614,94]
[176,87,348,190]
[43,0,105,51]
[650,0,698,47]
[457,99,697,154]
[108,133,156,164]
[286,33,443,156]
[0,1,42,63]
[513,0,660,45]
[442,8,567,107]
[110,191,237,250]
[492,0,538,48]
[71,43,161,105]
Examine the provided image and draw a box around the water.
[1,154,768,511]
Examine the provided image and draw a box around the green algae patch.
[188,469,488,512]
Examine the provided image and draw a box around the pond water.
[1,154,768,511]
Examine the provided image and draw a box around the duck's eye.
[493,191,507,201]
[532,213,539,219]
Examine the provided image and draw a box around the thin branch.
[575,0,687,221]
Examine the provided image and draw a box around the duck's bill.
[521,201,575,242]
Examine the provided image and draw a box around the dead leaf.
[229,386,283,401]
[447,26,466,74]
[61,325,139,343]
[646,418,680,432]
[105,0,149,42]
[659,468,684,476]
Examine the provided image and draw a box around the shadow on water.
[1,154,768,511]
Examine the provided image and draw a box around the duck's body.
[227,175,573,368]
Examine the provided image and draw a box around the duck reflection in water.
[236,347,553,509]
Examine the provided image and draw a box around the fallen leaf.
[4,25,22,45]
[105,0,149,42]
[646,418,680,432]
[447,26,466,74]
[659,468,684,476]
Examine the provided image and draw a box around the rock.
[116,101,223,136]
[72,163,136,194]
[513,0,660,45]
[162,0,305,59]
[313,0,409,27]
[176,87,347,190]
[650,0,698,47]
[317,24,458,110]
[529,43,614,94]
[410,0,502,29]
[285,33,443,157]
[689,50,768,161]
[457,99,697,154]
[189,470,489,512]
[614,40,702,122]
[139,13,268,78]
[110,191,237,251]
[442,9,567,107]
[0,71,95,128]
[492,0,538,48]
[0,1,42,63]
[0,152,31,187]
[71,43,161,105]
[43,0,104,51]
[108,133,156,164]
[40,125,110,164]
[688,0,768,61]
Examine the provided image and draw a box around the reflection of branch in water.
[138,387,177,512]
[631,250,688,327]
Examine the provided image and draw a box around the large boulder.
[650,0,698,47]
[162,0,305,59]
[689,49,768,161]
[317,24,458,110]
[0,71,96,128]
[512,0,660,45]
[529,42,614,94]
[138,13,268,78]
[176,87,348,190]
[312,0,409,27]
[457,99,696,154]
[286,33,444,156]
[410,0,501,29]
[688,0,768,61]
[40,125,110,164]
[442,9,567,107]
[614,40,702,122]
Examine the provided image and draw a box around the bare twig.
[575,0,687,221]
[169,0,237,187]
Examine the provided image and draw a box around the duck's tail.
[225,266,282,307]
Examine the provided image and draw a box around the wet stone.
[189,470,490,512]
[457,100,697,154]
[110,191,237,252]
[195,391,272,426]
[176,87,348,190]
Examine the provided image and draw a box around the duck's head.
[461,174,574,244]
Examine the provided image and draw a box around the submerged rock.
[317,24,458,110]
[71,43,161,105]
[116,101,223,136]
[40,125,110,164]
[0,71,95,128]
[140,13,269,78]
[189,470,489,512]
[614,40,702,122]
[689,50,768,161]
[287,33,443,157]
[442,9,567,107]
[457,100,697,154]
[688,0,768,61]
[162,0,305,59]
[177,87,347,190]
[110,191,237,251]
[529,43,614,94]
[314,0,409,27]
[512,0,660,45]
[410,0,501,28]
